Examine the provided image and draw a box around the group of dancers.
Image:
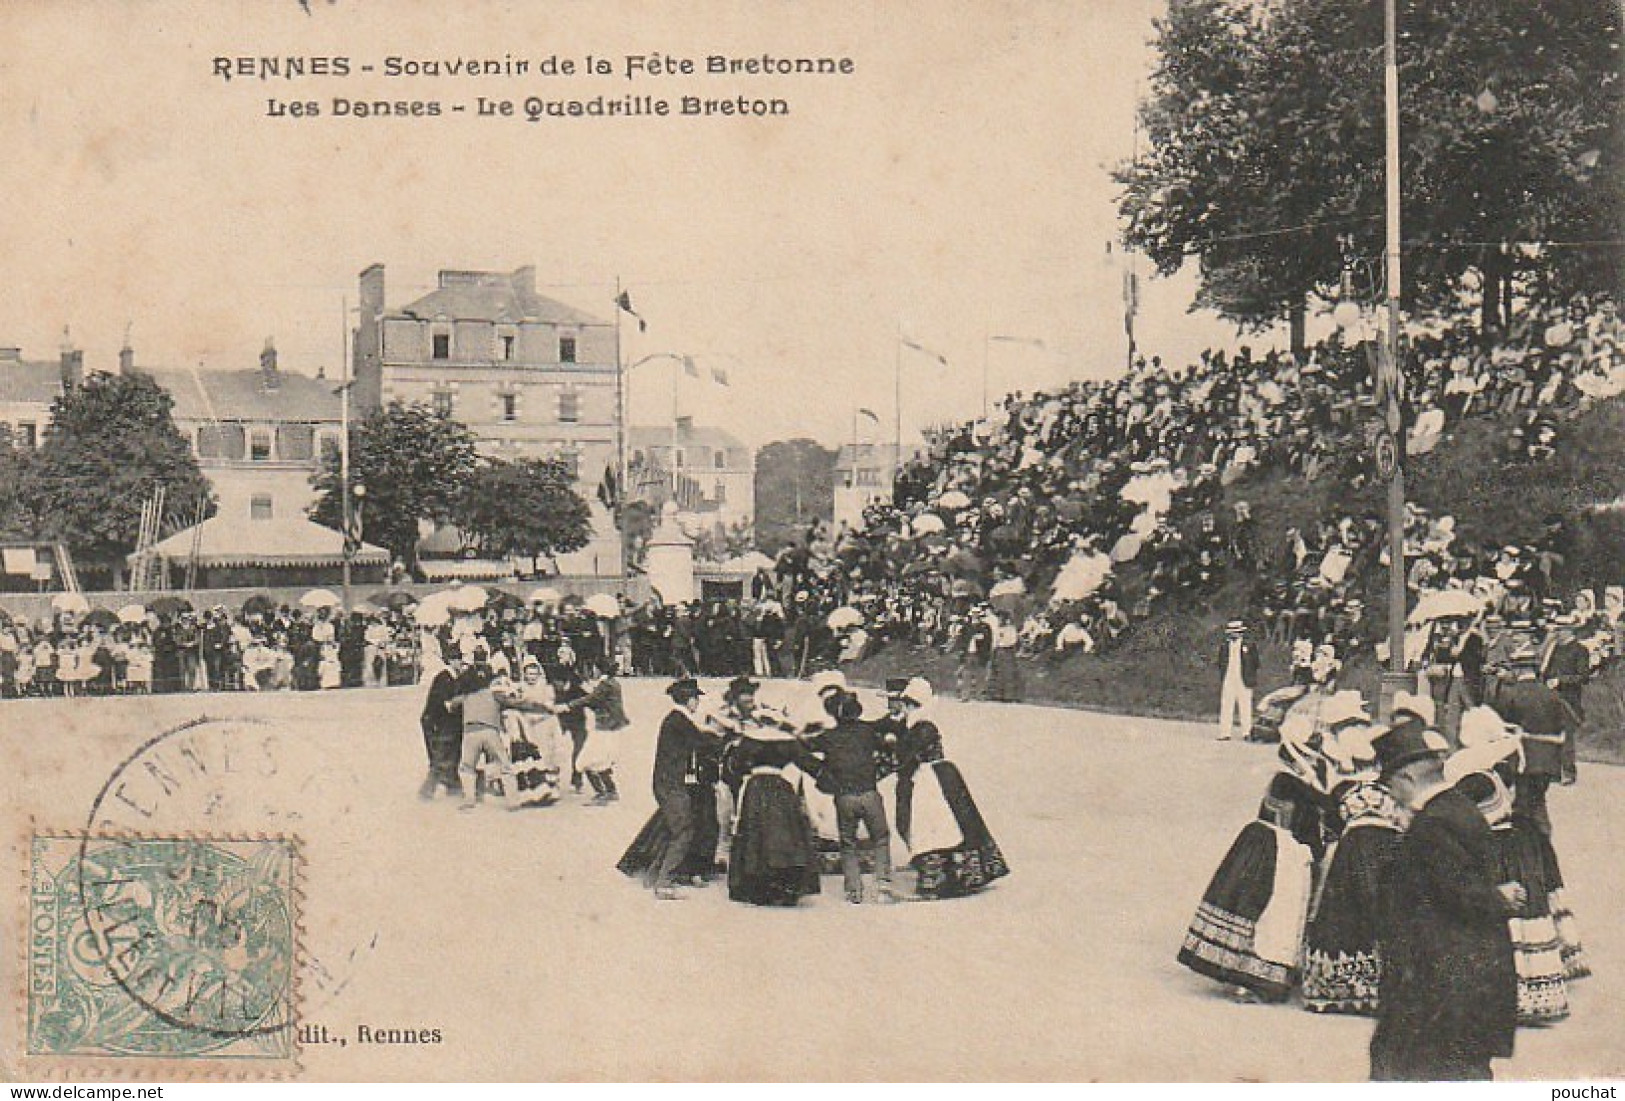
[618,671,1010,905]
[418,642,627,809]
[1178,688,1588,1025]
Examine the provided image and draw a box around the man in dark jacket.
[1369,719,1522,1081]
[1537,614,1588,784]
[801,689,894,904]
[418,650,466,800]
[1490,675,1573,838]
[649,677,717,899]
[1217,619,1260,741]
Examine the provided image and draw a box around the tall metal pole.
[981,334,990,422]
[893,322,903,486]
[1380,0,1409,718]
[340,295,353,613]
[614,277,627,583]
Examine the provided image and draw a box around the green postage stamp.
[27,833,300,1071]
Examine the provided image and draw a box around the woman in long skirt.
[1178,765,1330,1003]
[1301,779,1404,1014]
[1456,765,1571,1024]
[724,730,820,906]
[893,678,1009,899]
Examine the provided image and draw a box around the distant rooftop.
[393,267,607,327]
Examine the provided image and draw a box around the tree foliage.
[311,402,479,569]
[1118,0,1624,331]
[753,438,836,552]
[453,457,593,567]
[17,371,213,577]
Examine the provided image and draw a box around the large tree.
[18,371,213,586]
[452,457,593,571]
[753,438,835,552]
[1118,0,1624,337]
[0,427,36,542]
[311,402,479,570]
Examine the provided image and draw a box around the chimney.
[0,347,20,365]
[59,329,83,390]
[676,414,694,434]
[260,337,279,390]
[510,265,536,297]
[119,342,134,375]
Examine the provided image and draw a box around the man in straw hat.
[1217,619,1259,742]
[1369,716,1522,1081]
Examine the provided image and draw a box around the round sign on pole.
[1374,429,1398,481]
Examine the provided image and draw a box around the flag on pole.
[597,463,620,510]
[615,290,647,332]
[857,407,880,423]
[682,356,700,378]
[710,366,729,386]
[900,336,948,367]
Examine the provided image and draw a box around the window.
[557,389,579,423]
[319,433,340,462]
[198,424,246,460]
[250,429,273,462]
[556,447,581,481]
[277,423,314,461]
[559,335,577,364]
[500,334,515,361]
[714,479,727,503]
[432,390,454,417]
[250,494,273,521]
[18,422,36,449]
[675,449,686,469]
[501,393,518,422]
[714,450,727,470]
[432,332,451,360]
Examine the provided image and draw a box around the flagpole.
[340,295,352,614]
[893,321,902,462]
[614,277,627,583]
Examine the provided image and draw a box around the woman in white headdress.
[892,677,1009,899]
[1448,706,1571,1024]
[1301,713,1406,1015]
[1178,692,1352,1002]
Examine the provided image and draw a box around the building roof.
[0,359,65,407]
[393,270,606,328]
[136,367,341,424]
[630,422,748,453]
[145,512,388,569]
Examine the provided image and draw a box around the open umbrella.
[827,606,864,630]
[938,490,972,510]
[910,513,946,537]
[449,585,489,612]
[300,588,342,610]
[413,600,452,627]
[949,577,984,599]
[147,595,192,617]
[242,593,278,618]
[51,592,91,614]
[1407,588,1486,626]
[943,549,984,578]
[1050,551,1113,603]
[1109,533,1144,563]
[82,607,119,629]
[116,603,148,625]
[368,590,419,611]
[989,577,1027,600]
[529,586,563,606]
[585,592,621,618]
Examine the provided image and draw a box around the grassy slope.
[855,395,1625,762]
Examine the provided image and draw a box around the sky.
[0,0,1269,449]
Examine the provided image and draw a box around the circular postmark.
[57,713,375,1053]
